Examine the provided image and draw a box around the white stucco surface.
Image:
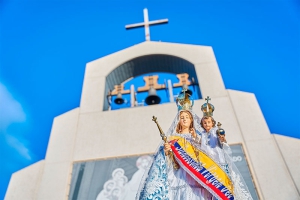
[36,161,72,200]
[246,138,299,199]
[74,103,176,160]
[80,41,227,113]
[45,108,80,163]
[273,134,300,193]
[228,89,300,199]
[5,160,44,200]
[194,62,226,98]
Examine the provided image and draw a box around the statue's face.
[202,117,213,132]
[179,111,192,130]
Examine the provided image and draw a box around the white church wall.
[227,90,271,141]
[73,102,177,161]
[5,160,45,200]
[246,139,299,200]
[45,108,80,163]
[80,41,227,114]
[74,95,246,161]
[273,134,300,193]
[36,161,72,200]
[85,42,218,77]
[33,109,80,199]
[194,62,227,98]
[80,76,106,113]
[228,90,300,199]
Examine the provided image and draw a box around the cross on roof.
[125,8,168,41]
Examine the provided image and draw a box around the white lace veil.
[165,110,204,137]
[135,110,202,199]
[136,109,254,200]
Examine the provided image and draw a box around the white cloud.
[0,83,26,130]
[5,134,32,160]
[0,82,32,161]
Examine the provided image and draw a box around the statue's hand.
[190,128,196,138]
[164,142,171,155]
[218,135,227,143]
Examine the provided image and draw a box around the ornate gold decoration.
[110,84,130,95]
[137,75,165,92]
[176,89,194,111]
[201,96,215,116]
[173,73,191,87]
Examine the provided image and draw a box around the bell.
[114,92,124,104]
[145,87,161,105]
[181,84,193,96]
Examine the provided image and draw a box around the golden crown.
[201,96,215,117]
[176,89,194,111]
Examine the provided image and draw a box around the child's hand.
[164,142,171,155]
[218,135,227,143]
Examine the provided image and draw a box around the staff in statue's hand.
[152,116,180,170]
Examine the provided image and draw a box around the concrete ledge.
[273,134,300,195]
[5,160,45,200]
[37,161,72,200]
[45,108,80,163]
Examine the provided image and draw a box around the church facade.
[5,41,300,199]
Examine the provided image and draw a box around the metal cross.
[205,96,211,104]
[125,8,168,41]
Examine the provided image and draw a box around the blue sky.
[0,0,299,198]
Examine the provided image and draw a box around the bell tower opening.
[104,54,202,111]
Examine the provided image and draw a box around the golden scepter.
[152,116,180,170]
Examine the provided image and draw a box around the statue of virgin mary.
[136,92,253,200]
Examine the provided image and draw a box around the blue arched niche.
[104,54,201,111]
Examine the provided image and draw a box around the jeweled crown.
[176,89,194,111]
[201,96,215,116]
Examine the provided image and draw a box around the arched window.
[104,54,201,111]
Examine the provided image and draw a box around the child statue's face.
[179,111,192,129]
[202,117,213,132]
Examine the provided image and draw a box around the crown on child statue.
[176,88,194,111]
[201,96,215,117]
